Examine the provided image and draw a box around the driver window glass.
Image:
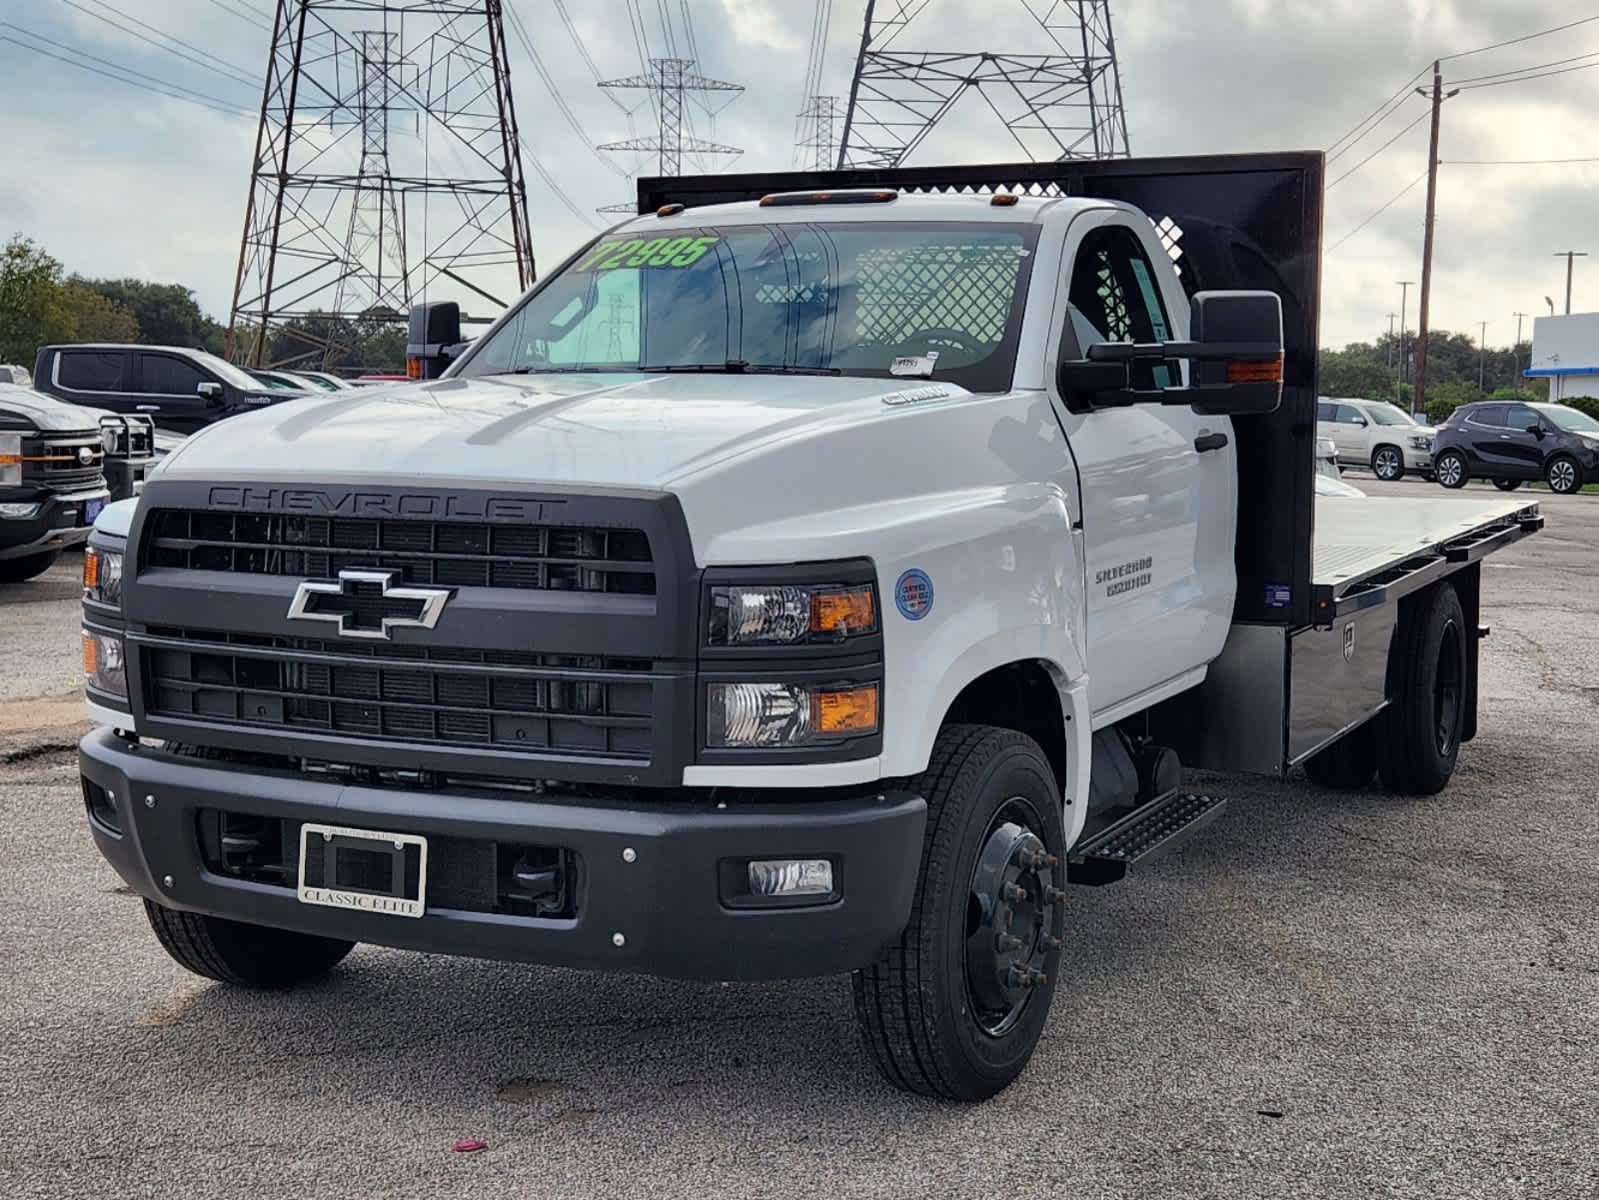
[140,354,208,395]
[1471,405,1506,427]
[1507,406,1539,431]
[1067,225,1174,389]
[1336,404,1362,423]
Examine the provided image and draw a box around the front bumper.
[1402,444,1434,471]
[0,486,108,559]
[79,729,926,981]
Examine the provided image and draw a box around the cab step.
[1069,792,1226,885]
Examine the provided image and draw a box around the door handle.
[1194,432,1229,453]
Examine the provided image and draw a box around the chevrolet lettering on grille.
[286,569,453,640]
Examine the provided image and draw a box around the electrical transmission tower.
[837,0,1130,170]
[798,95,841,172]
[227,0,534,369]
[598,58,743,179]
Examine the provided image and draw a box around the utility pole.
[1477,320,1487,391]
[1386,312,1398,369]
[1396,280,1414,405]
[1513,310,1528,381]
[1553,250,1588,314]
[1411,61,1458,418]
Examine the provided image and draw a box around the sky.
[1,0,1596,351]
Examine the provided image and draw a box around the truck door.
[1049,213,1237,718]
[133,352,221,434]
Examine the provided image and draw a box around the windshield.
[1536,403,1599,433]
[192,351,265,392]
[248,370,297,391]
[455,221,1040,393]
[1364,403,1415,426]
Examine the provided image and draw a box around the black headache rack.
[639,153,1325,629]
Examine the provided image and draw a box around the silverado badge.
[286,569,453,640]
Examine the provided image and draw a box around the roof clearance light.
[991,193,1020,207]
[758,189,898,208]
[656,203,685,216]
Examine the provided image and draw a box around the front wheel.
[144,901,355,988]
[853,724,1065,1101]
[1545,454,1583,495]
[1491,477,1523,492]
[1435,450,1469,489]
[0,551,60,583]
[1371,445,1404,481]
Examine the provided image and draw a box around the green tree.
[72,277,223,352]
[0,235,73,363]
[61,282,140,343]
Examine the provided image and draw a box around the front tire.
[0,551,60,583]
[144,901,355,988]
[1491,477,1523,492]
[1375,583,1467,796]
[1545,454,1582,495]
[852,724,1065,1101]
[1435,449,1469,489]
[1371,445,1404,481]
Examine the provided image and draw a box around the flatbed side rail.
[1314,505,1542,625]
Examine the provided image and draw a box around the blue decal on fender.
[895,569,934,621]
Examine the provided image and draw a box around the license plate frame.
[297,823,428,918]
[83,498,105,524]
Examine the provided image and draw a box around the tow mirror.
[1069,290,1284,416]
[1056,359,1128,408]
[406,301,463,381]
[196,380,223,402]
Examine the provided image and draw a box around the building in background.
[1526,313,1599,401]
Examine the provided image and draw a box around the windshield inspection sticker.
[895,569,934,620]
[571,235,719,272]
[890,349,939,378]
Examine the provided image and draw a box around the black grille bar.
[22,431,104,489]
[145,509,655,595]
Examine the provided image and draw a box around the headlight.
[0,501,42,519]
[83,629,128,698]
[84,546,125,605]
[707,681,880,748]
[707,583,877,646]
[100,426,119,454]
[1408,434,1432,451]
[0,433,20,486]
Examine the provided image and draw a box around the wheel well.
[1372,441,1402,460]
[942,660,1066,793]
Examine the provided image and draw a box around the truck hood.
[0,383,103,432]
[159,372,974,489]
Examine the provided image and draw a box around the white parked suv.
[1317,396,1435,481]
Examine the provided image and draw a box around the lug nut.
[996,933,1023,952]
[1029,969,1049,987]
[1044,885,1067,906]
[1039,933,1063,954]
[1007,964,1034,989]
[1003,882,1027,903]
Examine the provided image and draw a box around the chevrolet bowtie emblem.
[286,569,453,640]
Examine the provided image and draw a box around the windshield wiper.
[505,365,619,374]
[640,360,843,376]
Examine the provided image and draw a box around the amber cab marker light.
[817,684,880,736]
[810,588,876,637]
[991,193,1019,206]
[406,357,423,380]
[656,203,685,216]
[1227,356,1284,384]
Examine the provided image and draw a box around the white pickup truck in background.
[79,154,1539,1101]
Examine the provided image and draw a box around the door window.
[1317,401,1336,422]
[140,354,210,396]
[1505,405,1540,432]
[1468,405,1506,427]
[1335,404,1364,424]
[57,351,126,392]
[1066,225,1176,389]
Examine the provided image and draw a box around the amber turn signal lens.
[816,684,879,736]
[82,631,98,678]
[83,548,99,591]
[1227,356,1283,384]
[810,587,876,637]
[406,357,423,380]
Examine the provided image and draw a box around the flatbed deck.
[1311,493,1542,622]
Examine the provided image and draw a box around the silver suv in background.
[1317,396,1436,481]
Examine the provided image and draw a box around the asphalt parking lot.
[1,479,1595,1199]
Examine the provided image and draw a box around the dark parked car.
[1431,400,1599,494]
[32,343,298,435]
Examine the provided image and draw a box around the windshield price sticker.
[573,235,719,272]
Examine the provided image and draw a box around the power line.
[1327,170,1427,253]
[200,0,269,32]
[1326,67,1429,160]
[57,0,257,87]
[1448,48,1599,86]
[505,2,628,177]
[0,27,248,115]
[519,136,602,230]
[1442,156,1599,165]
[1457,57,1599,91]
[1326,109,1430,189]
[1440,14,1599,61]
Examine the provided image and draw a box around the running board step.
[1073,792,1227,869]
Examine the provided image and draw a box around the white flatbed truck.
[79,153,1538,1100]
